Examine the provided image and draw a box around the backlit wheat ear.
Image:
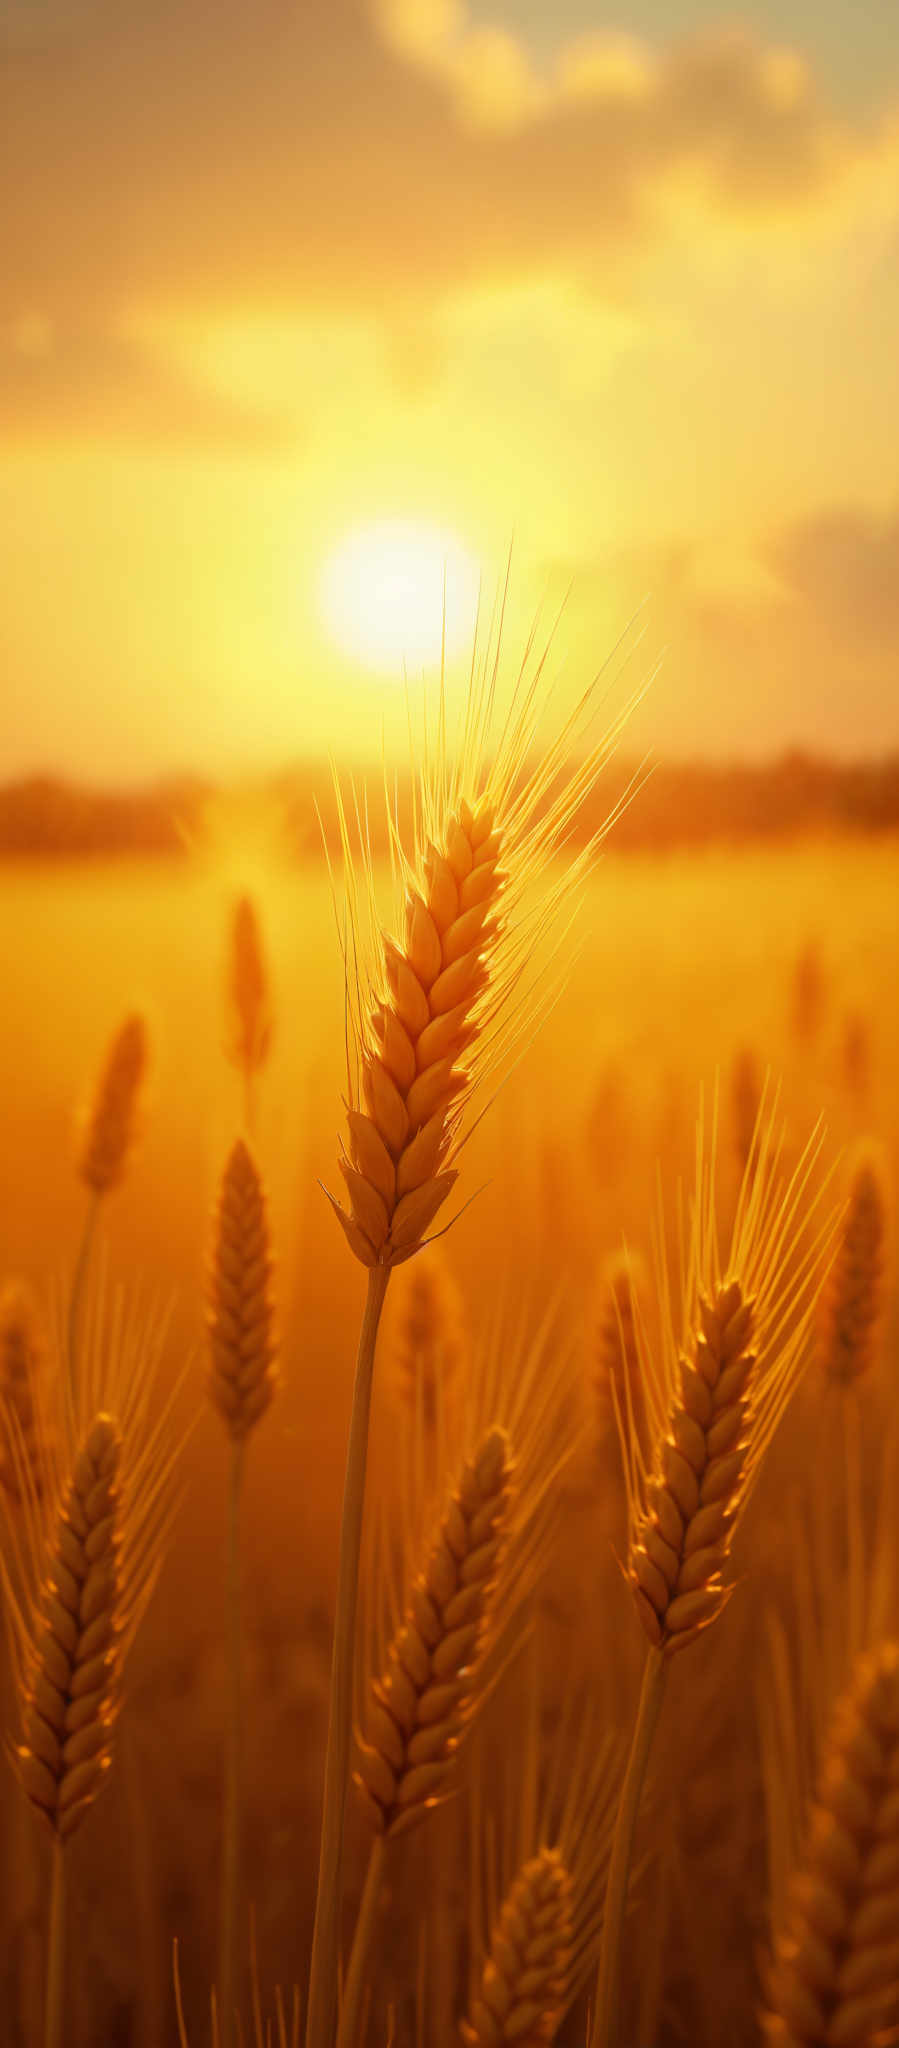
[330,609,648,1267]
[226,894,272,1114]
[592,1093,835,2048]
[18,1413,123,1839]
[463,1681,618,2048]
[461,1848,573,2047]
[79,1012,147,1196]
[207,1139,278,1440]
[623,1088,835,1657]
[335,793,503,1265]
[383,1248,465,1430]
[0,1280,177,1836]
[356,1425,511,1837]
[818,1145,887,1388]
[765,1641,899,2048]
[311,614,648,2048]
[630,1276,757,1654]
[0,1279,48,1505]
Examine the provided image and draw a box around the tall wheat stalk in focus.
[0,1280,178,2048]
[306,595,648,2048]
[590,1088,836,2048]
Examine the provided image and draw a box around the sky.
[2,0,898,780]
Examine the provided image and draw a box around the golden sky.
[2,0,898,779]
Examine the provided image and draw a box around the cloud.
[768,504,899,645]
[542,507,899,758]
[1,0,896,336]
[0,316,292,445]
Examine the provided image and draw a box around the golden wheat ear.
[622,1084,837,1657]
[78,1012,148,1197]
[818,1142,888,1388]
[356,1305,580,1839]
[207,1138,278,1441]
[356,1424,512,1837]
[0,1276,181,1840]
[330,605,649,1268]
[764,1640,899,2048]
[18,1411,124,1838]
[461,1678,618,2047]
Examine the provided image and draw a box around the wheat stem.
[220,1438,245,2048]
[44,1836,65,2048]
[844,1391,864,1666]
[67,1191,99,1385]
[590,1649,667,2048]
[306,1264,391,2048]
[338,1835,386,2048]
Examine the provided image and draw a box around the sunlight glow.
[321,519,480,674]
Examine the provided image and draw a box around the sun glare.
[321,519,480,674]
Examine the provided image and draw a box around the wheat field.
[0,828,897,2048]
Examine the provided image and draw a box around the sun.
[321,518,480,674]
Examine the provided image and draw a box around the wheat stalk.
[70,1011,148,1375]
[818,1144,887,1388]
[765,1640,899,2048]
[624,1092,834,1660]
[17,1411,124,1839]
[341,1313,579,2045]
[462,1848,573,2047]
[591,1086,836,2048]
[226,894,272,1133]
[0,1279,48,1506]
[330,602,646,1273]
[333,791,504,1268]
[357,1424,511,1839]
[78,1012,147,1198]
[462,1673,618,2048]
[308,610,647,2048]
[628,1275,757,1654]
[338,1427,511,2045]
[206,1137,278,2048]
[0,1276,178,2048]
[207,1139,278,1442]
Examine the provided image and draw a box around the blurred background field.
[5,0,899,2035]
[0,821,896,2045]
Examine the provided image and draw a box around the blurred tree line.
[2,751,898,857]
